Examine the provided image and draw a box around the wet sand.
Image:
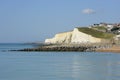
[96,45,120,53]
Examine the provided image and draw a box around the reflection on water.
[70,53,120,80]
[0,52,120,80]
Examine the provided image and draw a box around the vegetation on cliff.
[91,26,107,31]
[78,27,115,39]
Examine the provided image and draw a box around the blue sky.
[0,0,120,43]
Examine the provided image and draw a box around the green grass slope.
[91,26,107,31]
[77,27,115,39]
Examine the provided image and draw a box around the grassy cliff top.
[77,27,115,39]
[91,26,107,30]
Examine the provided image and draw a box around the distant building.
[99,22,107,26]
[91,22,120,34]
[107,24,114,28]
[93,24,99,27]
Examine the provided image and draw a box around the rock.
[45,31,72,44]
[45,28,102,44]
[71,28,101,43]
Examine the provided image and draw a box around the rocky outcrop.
[45,28,102,44]
[45,31,72,44]
[71,28,101,43]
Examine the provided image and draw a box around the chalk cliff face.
[45,31,72,44]
[45,28,102,44]
[71,28,101,43]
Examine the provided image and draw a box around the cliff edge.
[45,28,105,44]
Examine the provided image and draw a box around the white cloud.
[82,8,95,14]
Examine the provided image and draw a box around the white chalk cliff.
[45,28,102,44]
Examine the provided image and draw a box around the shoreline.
[11,43,120,53]
[96,45,120,53]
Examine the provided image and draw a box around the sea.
[0,43,120,80]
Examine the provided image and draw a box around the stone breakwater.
[11,44,113,52]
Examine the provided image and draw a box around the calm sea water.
[0,43,120,80]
